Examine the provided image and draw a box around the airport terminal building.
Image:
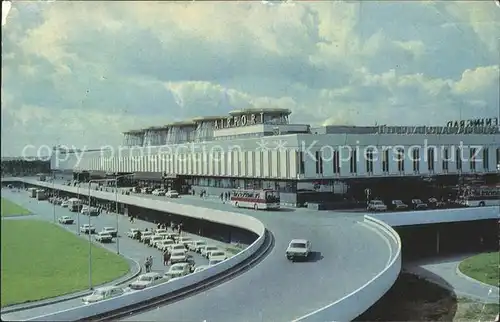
[51,109,500,206]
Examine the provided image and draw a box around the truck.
[68,198,82,212]
[28,187,37,198]
[36,189,48,200]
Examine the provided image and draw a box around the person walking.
[163,250,170,266]
[144,257,151,273]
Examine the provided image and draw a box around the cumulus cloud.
[1,1,499,156]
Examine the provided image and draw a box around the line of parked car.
[80,228,233,305]
[367,197,451,212]
[129,187,180,198]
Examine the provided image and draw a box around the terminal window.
[456,147,462,170]
[442,148,449,171]
[483,148,489,170]
[470,148,476,171]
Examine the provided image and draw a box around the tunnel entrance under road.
[394,219,499,262]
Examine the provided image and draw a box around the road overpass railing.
[294,216,402,322]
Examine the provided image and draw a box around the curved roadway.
[122,194,392,322]
[3,180,395,322]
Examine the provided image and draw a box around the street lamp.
[110,173,134,255]
[87,179,97,290]
[52,172,56,223]
[76,185,81,235]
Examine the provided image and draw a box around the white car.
[208,258,224,266]
[80,224,96,234]
[412,199,428,210]
[201,245,219,258]
[286,239,311,261]
[148,235,164,247]
[127,228,140,239]
[165,190,179,198]
[193,265,209,273]
[61,201,69,208]
[367,200,388,212]
[140,231,153,243]
[168,244,188,253]
[391,200,408,210]
[81,205,90,214]
[152,189,166,196]
[82,286,124,304]
[156,239,175,251]
[95,232,113,243]
[156,232,169,239]
[170,250,189,264]
[128,272,164,291]
[177,236,193,247]
[155,228,167,234]
[165,263,191,279]
[58,216,74,224]
[188,240,207,253]
[102,227,117,237]
[208,250,227,261]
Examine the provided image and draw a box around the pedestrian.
[148,256,153,270]
[144,257,151,273]
[220,193,223,202]
[163,250,170,266]
[157,222,161,230]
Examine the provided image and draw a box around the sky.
[1,0,499,156]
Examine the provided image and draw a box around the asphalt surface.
[0,188,217,321]
[405,255,500,304]
[4,179,394,322]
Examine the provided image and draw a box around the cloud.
[1,1,499,156]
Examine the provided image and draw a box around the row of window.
[309,147,500,174]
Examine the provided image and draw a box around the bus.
[67,198,83,212]
[459,185,500,207]
[36,189,48,201]
[230,189,280,210]
[28,187,37,198]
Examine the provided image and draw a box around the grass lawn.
[1,198,31,216]
[1,220,130,307]
[459,252,500,287]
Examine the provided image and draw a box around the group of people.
[141,221,185,272]
[144,256,154,273]
[219,191,232,203]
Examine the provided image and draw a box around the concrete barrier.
[371,206,500,227]
[3,178,267,321]
[294,216,402,322]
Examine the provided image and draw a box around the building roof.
[229,108,291,116]
[192,116,226,122]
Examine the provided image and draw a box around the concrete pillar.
[436,229,440,255]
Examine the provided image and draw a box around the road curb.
[1,256,141,315]
[455,262,500,293]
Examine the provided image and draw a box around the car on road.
[61,201,69,208]
[165,190,179,198]
[428,197,446,209]
[170,250,190,264]
[140,231,153,243]
[391,199,408,210]
[201,245,219,258]
[208,250,227,261]
[168,244,188,254]
[165,263,191,279]
[286,239,311,261]
[128,272,164,290]
[367,200,388,212]
[141,187,153,194]
[157,239,175,251]
[82,286,124,304]
[58,216,74,224]
[152,189,166,196]
[127,228,140,239]
[95,232,113,243]
[102,227,118,237]
[189,240,207,253]
[80,224,96,234]
[412,199,428,210]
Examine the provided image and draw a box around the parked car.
[168,244,188,254]
[412,199,428,210]
[152,189,166,196]
[128,272,164,290]
[165,263,191,279]
[208,250,227,261]
[391,200,408,211]
[102,227,118,237]
[140,187,152,194]
[148,235,164,247]
[61,201,69,208]
[165,190,179,198]
[189,240,207,253]
[367,200,388,212]
[201,245,219,258]
[95,232,113,243]
[177,236,193,247]
[193,265,208,273]
[208,258,225,266]
[140,231,153,243]
[82,286,124,304]
[127,228,140,239]
[157,239,175,251]
[58,216,74,225]
[286,239,311,262]
[428,197,447,209]
[170,250,189,264]
[80,224,96,234]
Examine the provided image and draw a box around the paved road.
[0,189,218,321]
[4,179,395,322]
[405,255,500,304]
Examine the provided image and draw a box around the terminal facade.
[50,109,500,206]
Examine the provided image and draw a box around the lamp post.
[52,172,56,223]
[111,173,134,255]
[87,180,96,290]
[76,184,81,235]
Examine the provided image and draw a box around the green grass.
[455,298,499,321]
[1,220,130,307]
[459,252,500,287]
[1,198,31,216]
